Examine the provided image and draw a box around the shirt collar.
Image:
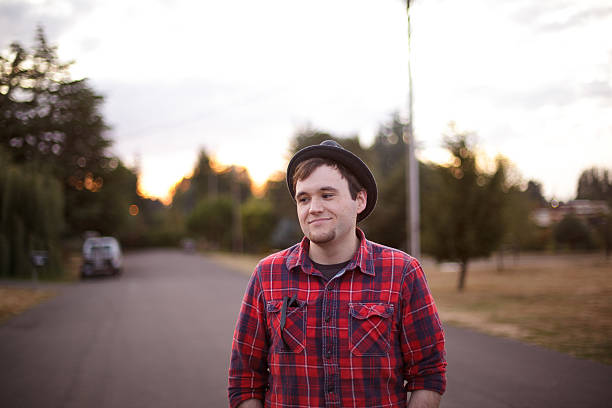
[286,228,374,276]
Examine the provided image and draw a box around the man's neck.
[308,229,360,265]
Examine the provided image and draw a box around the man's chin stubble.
[308,230,336,245]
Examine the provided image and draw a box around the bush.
[242,198,276,252]
[554,213,595,251]
[187,196,233,250]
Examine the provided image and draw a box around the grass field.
[209,250,612,365]
[0,287,56,324]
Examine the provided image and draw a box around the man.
[228,140,446,408]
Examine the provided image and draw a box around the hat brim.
[286,144,377,222]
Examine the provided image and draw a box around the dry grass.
[0,287,56,324]
[0,252,80,325]
[62,252,83,281]
[424,254,612,365]
[208,251,612,365]
[206,251,262,277]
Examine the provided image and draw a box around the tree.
[363,112,412,250]
[576,167,612,257]
[576,167,612,202]
[496,184,544,269]
[172,150,252,215]
[186,196,233,250]
[366,112,406,179]
[1,27,121,236]
[0,147,64,277]
[262,174,302,249]
[422,129,507,290]
[554,213,594,251]
[1,27,111,181]
[241,198,276,253]
[525,180,547,207]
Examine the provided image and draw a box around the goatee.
[308,230,336,245]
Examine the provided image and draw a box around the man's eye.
[322,194,334,199]
[298,197,309,203]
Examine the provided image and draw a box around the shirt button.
[325,315,331,323]
[326,348,332,357]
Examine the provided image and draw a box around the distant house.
[531,200,610,228]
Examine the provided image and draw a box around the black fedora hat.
[286,140,377,222]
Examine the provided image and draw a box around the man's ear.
[356,190,367,215]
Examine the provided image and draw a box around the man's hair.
[292,157,364,200]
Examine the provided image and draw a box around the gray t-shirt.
[311,259,351,281]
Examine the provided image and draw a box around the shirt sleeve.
[228,266,269,408]
[400,258,447,395]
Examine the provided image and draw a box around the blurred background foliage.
[1,28,611,288]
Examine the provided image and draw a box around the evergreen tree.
[576,167,612,203]
[0,27,152,241]
[422,129,507,290]
[575,167,612,257]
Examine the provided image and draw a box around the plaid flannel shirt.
[228,229,446,408]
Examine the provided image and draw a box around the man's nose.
[309,197,324,213]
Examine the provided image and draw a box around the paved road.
[1,249,611,407]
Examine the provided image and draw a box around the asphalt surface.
[1,249,611,408]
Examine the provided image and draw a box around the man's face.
[295,165,366,247]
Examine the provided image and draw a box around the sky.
[1,0,611,204]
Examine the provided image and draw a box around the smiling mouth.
[308,218,331,225]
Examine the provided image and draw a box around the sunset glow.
[4,0,608,204]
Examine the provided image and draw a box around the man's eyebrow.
[319,186,338,192]
[295,186,338,198]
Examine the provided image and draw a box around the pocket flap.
[266,298,306,313]
[349,303,393,320]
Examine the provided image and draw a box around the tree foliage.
[289,127,370,164]
[0,147,64,277]
[361,113,409,248]
[172,149,252,213]
[186,196,233,250]
[500,185,543,253]
[576,167,612,203]
[574,166,612,257]
[241,198,276,253]
[0,27,111,184]
[0,27,129,237]
[422,129,508,290]
[261,175,301,249]
[554,213,594,250]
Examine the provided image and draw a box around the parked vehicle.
[80,236,123,277]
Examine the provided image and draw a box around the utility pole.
[405,0,420,258]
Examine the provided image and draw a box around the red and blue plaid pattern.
[228,229,446,408]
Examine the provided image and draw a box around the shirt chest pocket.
[349,302,394,356]
[266,298,307,354]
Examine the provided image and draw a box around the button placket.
[322,281,338,406]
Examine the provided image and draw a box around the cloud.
[582,80,612,102]
[0,0,92,49]
[0,1,42,46]
[538,7,612,32]
[460,78,612,111]
[511,0,612,32]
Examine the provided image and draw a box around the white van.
[80,236,123,277]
